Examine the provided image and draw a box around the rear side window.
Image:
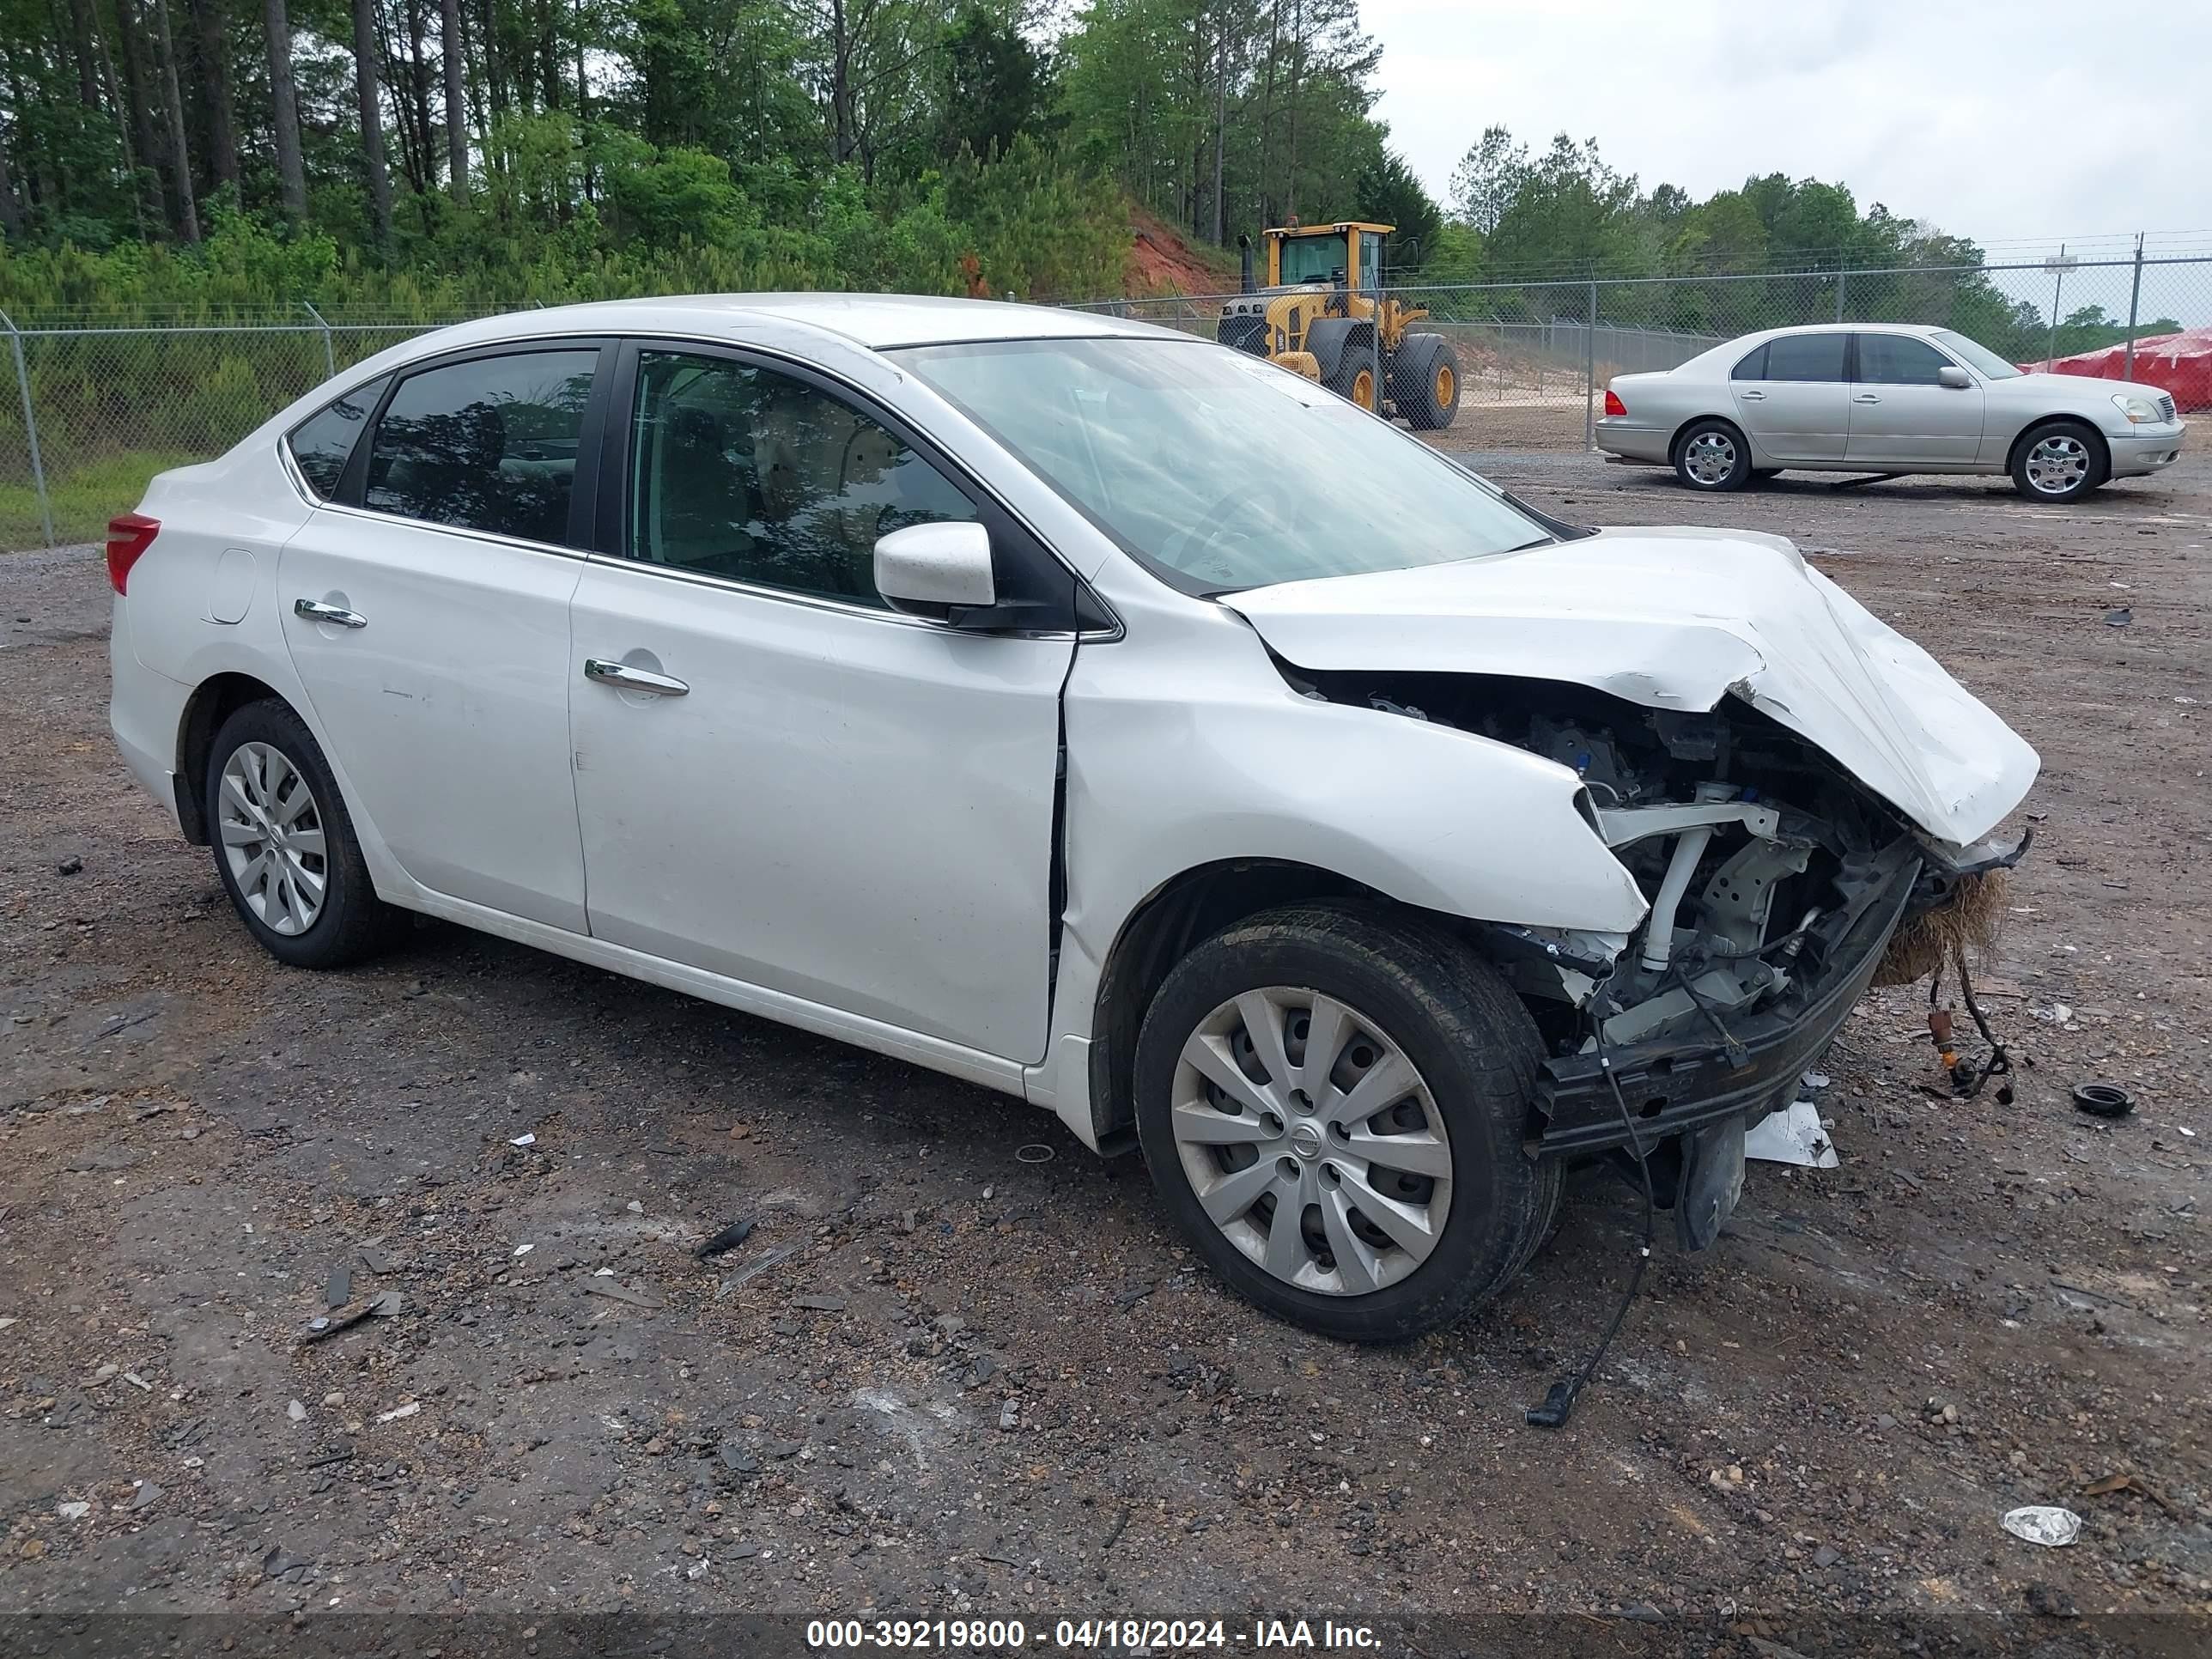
[364,349,599,545]
[1763,333,1849,382]
[286,376,388,500]
[1856,334,1954,386]
[1730,344,1767,381]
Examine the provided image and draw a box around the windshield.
[891,337,1552,593]
[1933,329,2023,380]
[1279,234,1348,286]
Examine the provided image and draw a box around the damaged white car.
[106,297,2037,1341]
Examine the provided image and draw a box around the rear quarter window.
[285,376,390,501]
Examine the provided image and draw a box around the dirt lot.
[3,447,2209,1651]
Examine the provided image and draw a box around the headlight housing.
[2112,392,2161,424]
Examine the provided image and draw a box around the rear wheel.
[1673,417,1753,491]
[1327,357,1378,412]
[205,699,405,969]
[1399,337,1462,430]
[2011,419,2106,502]
[1133,903,1556,1342]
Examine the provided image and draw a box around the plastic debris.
[286,1400,307,1423]
[693,1218,757,1261]
[57,1501,90,1520]
[1799,1070,1832,1091]
[583,1278,662,1309]
[512,1243,534,1256]
[1745,1100,1838,1169]
[2002,1505,2081,1547]
[509,1133,536,1146]
[1015,1143,1054,1164]
[2102,607,2132,628]
[375,1401,421,1424]
[2072,1083,2135,1119]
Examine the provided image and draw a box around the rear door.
[1845,332,1984,465]
[1730,332,1851,462]
[277,343,609,933]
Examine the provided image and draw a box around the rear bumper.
[1595,421,1671,464]
[1533,851,1920,1156]
[108,598,189,834]
[2106,422,2186,477]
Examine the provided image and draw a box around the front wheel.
[2011,420,2106,502]
[1673,418,1753,491]
[1133,903,1559,1342]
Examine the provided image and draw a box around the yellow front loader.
[1216,222,1462,429]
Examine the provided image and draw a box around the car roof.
[397,293,1176,354]
[1748,321,1946,342]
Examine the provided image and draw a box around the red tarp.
[2021,326,2212,411]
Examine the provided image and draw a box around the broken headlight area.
[1318,672,2021,1156]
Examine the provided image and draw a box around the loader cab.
[1266,223,1389,294]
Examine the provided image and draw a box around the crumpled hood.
[1224,526,2039,847]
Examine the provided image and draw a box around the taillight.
[106,513,159,595]
[1603,388,1627,417]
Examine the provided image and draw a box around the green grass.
[0,450,202,550]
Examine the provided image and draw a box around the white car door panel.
[1846,333,1984,464]
[568,343,1074,1061]
[1731,332,1851,463]
[276,344,607,933]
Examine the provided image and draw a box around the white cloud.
[1364,0,2212,254]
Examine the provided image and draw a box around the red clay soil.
[1127,205,1239,297]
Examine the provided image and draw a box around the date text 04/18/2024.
[803,1619,1380,1650]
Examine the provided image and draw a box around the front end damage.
[1302,672,2027,1241]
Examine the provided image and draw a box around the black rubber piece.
[205,698,408,969]
[1132,901,1553,1343]
[2072,1082,2135,1119]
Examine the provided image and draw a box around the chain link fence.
[1073,252,2212,454]
[2,254,2208,548]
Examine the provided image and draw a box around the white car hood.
[1225,526,2039,848]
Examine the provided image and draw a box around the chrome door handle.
[1738,390,1766,400]
[1851,392,1881,404]
[294,598,367,629]
[583,658,689,696]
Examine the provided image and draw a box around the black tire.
[1672,417,1753,492]
[2010,418,2107,502]
[204,698,405,969]
[1133,902,1555,1342]
[1325,356,1378,413]
[1397,336,1462,430]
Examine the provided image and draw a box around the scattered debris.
[2072,1082,2135,1119]
[1014,1143,1054,1164]
[1745,1100,1838,1168]
[121,1372,149,1389]
[583,1278,662,1310]
[512,1243,534,1257]
[720,1243,798,1292]
[2081,1472,2177,1512]
[508,1132,537,1146]
[57,855,82,876]
[625,1200,645,1214]
[2025,1582,2080,1619]
[371,1291,404,1318]
[2001,1505,2081,1547]
[375,1401,421,1424]
[127,1481,161,1512]
[792,1294,848,1312]
[56,1500,89,1520]
[325,1266,350,1309]
[998,1400,1019,1431]
[693,1218,757,1261]
[0,1317,16,1331]
[2102,607,2132,628]
[1799,1070,1832,1091]
[286,1400,307,1423]
[299,1303,379,1345]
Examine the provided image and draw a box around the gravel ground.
[2,447,2209,1651]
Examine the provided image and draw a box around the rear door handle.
[584,658,689,696]
[1851,392,1881,404]
[1738,389,1767,400]
[294,598,367,629]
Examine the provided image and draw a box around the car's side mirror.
[1937,365,1972,389]
[874,520,995,621]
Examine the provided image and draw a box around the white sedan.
[108,295,2035,1340]
[1597,322,2187,501]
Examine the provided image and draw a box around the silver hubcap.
[217,741,328,936]
[1683,430,1736,485]
[2025,434,2088,495]
[1170,988,1453,1296]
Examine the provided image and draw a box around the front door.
[1732,331,1852,463]
[1845,332,1985,465]
[567,344,1073,1060]
[278,344,606,933]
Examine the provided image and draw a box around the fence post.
[1584,278,1597,451]
[1372,281,1384,420]
[1834,267,1846,323]
[302,301,336,380]
[0,309,55,549]
[2122,233,2144,383]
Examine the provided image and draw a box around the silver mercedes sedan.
[1596,322,2187,502]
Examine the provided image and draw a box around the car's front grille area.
[2156,392,2178,422]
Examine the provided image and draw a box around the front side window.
[363,349,598,544]
[286,375,388,500]
[1762,333,1849,382]
[1857,334,1954,386]
[624,350,977,607]
[894,337,1554,594]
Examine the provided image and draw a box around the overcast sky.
[1364,0,2212,257]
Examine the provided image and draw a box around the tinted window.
[364,350,598,544]
[1730,344,1767,381]
[286,376,387,500]
[1763,333,1848,383]
[625,350,977,607]
[1857,334,1954,386]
